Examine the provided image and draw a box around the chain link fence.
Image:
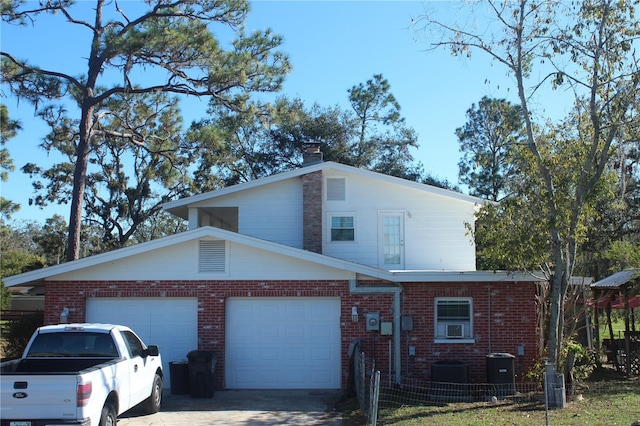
[351,344,543,426]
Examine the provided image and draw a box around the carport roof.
[591,269,640,289]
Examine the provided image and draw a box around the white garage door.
[86,297,198,388]
[225,297,341,389]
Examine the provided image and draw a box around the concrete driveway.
[117,389,344,425]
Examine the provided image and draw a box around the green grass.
[339,372,640,425]
[598,315,639,341]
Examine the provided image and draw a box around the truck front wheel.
[100,403,117,426]
[143,373,163,414]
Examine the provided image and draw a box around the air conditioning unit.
[446,323,464,338]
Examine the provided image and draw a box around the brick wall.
[44,279,538,389]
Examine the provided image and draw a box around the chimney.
[302,141,323,166]
[302,141,323,253]
[302,170,323,253]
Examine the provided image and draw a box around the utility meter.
[366,312,380,331]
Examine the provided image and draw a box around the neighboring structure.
[4,159,543,390]
[591,270,640,375]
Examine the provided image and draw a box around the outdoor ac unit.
[446,323,464,338]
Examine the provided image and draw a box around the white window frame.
[327,213,356,243]
[434,297,474,343]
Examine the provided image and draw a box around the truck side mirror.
[143,345,159,357]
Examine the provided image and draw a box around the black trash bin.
[486,353,515,397]
[169,361,190,395]
[187,350,216,398]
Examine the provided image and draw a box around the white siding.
[322,170,476,271]
[192,178,303,249]
[50,239,354,281]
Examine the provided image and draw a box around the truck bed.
[1,357,118,374]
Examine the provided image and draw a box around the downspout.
[349,279,402,384]
[488,286,492,354]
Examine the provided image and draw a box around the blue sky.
[1,1,527,224]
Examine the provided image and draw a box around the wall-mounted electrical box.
[366,312,380,331]
[401,316,414,331]
[380,321,393,335]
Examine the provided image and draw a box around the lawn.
[339,369,640,426]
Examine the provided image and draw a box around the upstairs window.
[329,215,355,242]
[434,298,473,342]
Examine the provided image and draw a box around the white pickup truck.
[0,323,164,426]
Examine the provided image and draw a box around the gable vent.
[326,178,346,201]
[199,240,226,273]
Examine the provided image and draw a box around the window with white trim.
[434,297,473,341]
[329,214,355,242]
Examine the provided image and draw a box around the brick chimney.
[302,142,323,253]
[302,141,323,166]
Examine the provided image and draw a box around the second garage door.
[225,297,341,389]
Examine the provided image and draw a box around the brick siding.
[302,171,323,253]
[44,279,538,389]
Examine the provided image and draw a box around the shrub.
[524,341,596,384]
[1,311,44,359]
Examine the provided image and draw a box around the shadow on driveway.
[118,389,344,425]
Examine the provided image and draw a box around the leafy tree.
[417,0,640,370]
[0,104,20,219]
[347,74,421,179]
[456,97,525,201]
[22,92,194,249]
[1,0,290,260]
[31,215,68,265]
[1,312,44,359]
[190,75,425,187]
[580,93,640,280]
[0,220,47,310]
[188,101,282,190]
[128,211,187,245]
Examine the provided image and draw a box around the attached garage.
[225,297,341,389]
[86,297,198,388]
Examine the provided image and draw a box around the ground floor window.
[434,297,473,342]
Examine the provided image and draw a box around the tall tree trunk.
[67,106,93,261]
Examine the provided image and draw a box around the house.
[4,155,543,390]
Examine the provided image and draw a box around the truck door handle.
[134,365,138,372]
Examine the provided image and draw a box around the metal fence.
[352,347,543,426]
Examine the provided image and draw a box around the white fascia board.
[387,270,547,283]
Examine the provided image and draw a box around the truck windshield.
[27,332,119,358]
